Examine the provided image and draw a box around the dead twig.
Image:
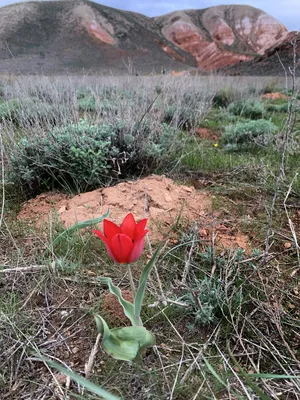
[0,127,5,231]
[84,333,101,380]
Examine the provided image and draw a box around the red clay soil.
[18,175,251,251]
[261,92,288,100]
[101,290,133,326]
[18,192,70,225]
[195,128,221,141]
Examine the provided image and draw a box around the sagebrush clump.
[213,88,236,108]
[10,119,180,194]
[222,119,278,150]
[0,99,19,122]
[227,99,264,119]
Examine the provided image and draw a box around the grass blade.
[43,357,121,400]
[51,209,109,248]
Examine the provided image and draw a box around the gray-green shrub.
[227,99,264,119]
[213,88,236,108]
[78,96,96,112]
[222,119,278,150]
[181,277,225,326]
[265,103,289,113]
[10,119,180,194]
[0,100,19,122]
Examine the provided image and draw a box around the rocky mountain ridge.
[222,31,300,75]
[0,0,290,74]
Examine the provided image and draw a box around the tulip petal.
[128,234,147,263]
[111,233,134,264]
[120,213,136,239]
[134,218,148,241]
[104,219,122,241]
[93,230,118,262]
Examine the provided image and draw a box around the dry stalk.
[84,333,101,380]
[180,324,221,384]
[0,128,5,231]
[181,223,198,285]
[0,265,49,273]
[283,173,300,270]
[264,36,298,263]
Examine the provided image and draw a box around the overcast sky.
[0,0,299,31]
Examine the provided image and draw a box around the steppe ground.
[0,73,300,399]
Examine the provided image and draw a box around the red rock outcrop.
[221,32,300,76]
[154,5,288,71]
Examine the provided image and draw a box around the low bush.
[0,83,5,99]
[99,99,118,116]
[15,100,68,128]
[10,119,180,194]
[182,277,225,326]
[78,96,96,112]
[227,99,264,119]
[181,276,243,327]
[213,88,236,108]
[163,103,201,129]
[222,119,278,151]
[264,103,289,113]
[0,99,19,122]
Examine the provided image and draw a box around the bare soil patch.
[18,175,250,250]
[261,92,288,100]
[195,127,221,141]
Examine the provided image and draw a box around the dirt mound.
[18,192,69,224]
[18,175,211,241]
[195,128,220,141]
[18,175,250,250]
[262,92,288,100]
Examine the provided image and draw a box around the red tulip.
[93,213,148,264]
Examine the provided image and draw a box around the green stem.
[127,265,142,326]
[127,265,136,298]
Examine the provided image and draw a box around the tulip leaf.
[95,317,155,361]
[134,246,161,320]
[95,315,112,342]
[40,356,121,400]
[99,277,137,326]
[115,326,155,353]
[103,336,139,361]
[51,209,110,248]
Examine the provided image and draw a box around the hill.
[0,0,195,74]
[220,32,300,76]
[154,5,288,71]
[0,0,289,74]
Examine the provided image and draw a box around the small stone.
[199,229,208,237]
[72,347,80,354]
